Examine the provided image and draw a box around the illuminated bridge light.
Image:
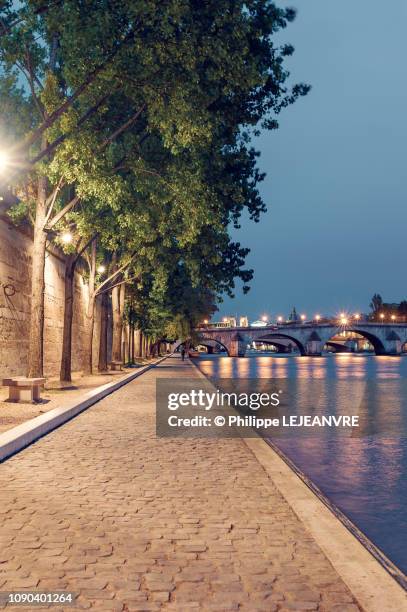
[315,314,321,322]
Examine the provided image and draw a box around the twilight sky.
[218,0,407,323]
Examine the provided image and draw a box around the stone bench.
[109,361,123,371]
[2,377,46,403]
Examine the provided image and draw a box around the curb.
[0,355,169,463]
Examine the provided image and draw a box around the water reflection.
[197,353,407,574]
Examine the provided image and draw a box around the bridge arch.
[322,328,386,355]
[176,339,230,356]
[196,340,230,355]
[258,333,306,356]
[257,340,292,353]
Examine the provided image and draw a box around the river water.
[196,353,407,576]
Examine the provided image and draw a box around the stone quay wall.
[0,211,108,379]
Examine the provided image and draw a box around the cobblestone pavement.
[0,356,362,611]
[0,367,143,434]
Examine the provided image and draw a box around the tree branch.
[29,93,111,166]
[16,30,135,154]
[44,177,65,227]
[100,105,146,150]
[97,273,140,295]
[95,253,136,295]
[74,233,99,263]
[46,195,79,231]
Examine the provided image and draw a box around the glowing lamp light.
[380,313,385,320]
[261,315,268,322]
[354,313,360,320]
[223,317,228,323]
[340,317,348,325]
[60,231,73,244]
[97,265,106,274]
[0,151,9,173]
[203,319,208,325]
[391,314,396,321]
[315,314,321,322]
[277,316,283,323]
[300,314,306,321]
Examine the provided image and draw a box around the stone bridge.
[192,323,407,357]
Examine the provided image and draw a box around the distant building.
[251,320,268,327]
[239,316,249,327]
[288,307,300,322]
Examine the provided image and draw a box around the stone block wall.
[0,213,107,379]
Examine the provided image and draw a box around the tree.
[1,0,309,378]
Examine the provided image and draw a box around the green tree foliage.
[0,0,309,371]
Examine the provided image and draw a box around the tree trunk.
[112,282,125,362]
[98,291,109,372]
[82,242,97,375]
[134,328,141,358]
[60,256,76,382]
[131,325,134,363]
[83,294,95,375]
[28,174,48,377]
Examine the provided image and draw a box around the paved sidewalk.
[0,356,362,611]
[0,364,151,435]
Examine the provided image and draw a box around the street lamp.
[203,319,208,325]
[315,314,321,322]
[340,317,348,325]
[354,313,360,320]
[61,231,73,244]
[277,316,283,323]
[97,265,106,274]
[391,314,396,321]
[261,315,268,322]
[380,313,385,322]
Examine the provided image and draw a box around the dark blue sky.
[218,0,407,323]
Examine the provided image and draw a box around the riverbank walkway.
[0,356,361,611]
